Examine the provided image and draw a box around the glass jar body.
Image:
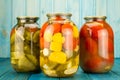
[80,17,114,73]
[40,13,79,77]
[10,17,40,72]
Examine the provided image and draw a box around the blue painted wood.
[66,0,80,29]
[0,58,120,80]
[0,58,31,80]
[106,0,120,58]
[29,73,59,80]
[53,0,67,13]
[0,0,120,58]
[60,68,92,80]
[12,0,26,27]
[39,0,53,27]
[0,0,12,57]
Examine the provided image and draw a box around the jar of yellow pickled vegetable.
[10,16,40,72]
[40,13,79,77]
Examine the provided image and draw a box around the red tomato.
[84,57,103,70]
[55,16,63,20]
[62,23,73,31]
[108,39,114,53]
[104,22,114,39]
[91,25,104,41]
[40,22,49,37]
[40,37,50,49]
[107,53,114,64]
[27,27,38,32]
[80,24,90,38]
[85,38,98,55]
[73,38,79,49]
[51,23,61,33]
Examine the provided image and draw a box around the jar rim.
[47,13,72,17]
[84,16,106,20]
[17,16,39,20]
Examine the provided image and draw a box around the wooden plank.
[53,0,67,12]
[106,0,120,58]
[29,72,59,80]
[26,0,40,25]
[0,59,31,80]
[0,59,12,76]
[96,0,107,16]
[88,72,120,80]
[66,0,80,28]
[60,67,92,80]
[0,0,12,57]
[81,0,96,24]
[88,59,120,80]
[39,0,53,27]
[12,0,26,27]
[0,69,30,80]
[26,0,40,16]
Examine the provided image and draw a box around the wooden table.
[0,58,120,80]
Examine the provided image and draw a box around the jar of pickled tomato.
[80,16,114,73]
[10,16,40,72]
[40,13,79,77]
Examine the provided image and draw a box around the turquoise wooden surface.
[0,58,120,80]
[0,0,120,57]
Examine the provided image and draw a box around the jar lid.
[17,16,39,20]
[84,16,106,21]
[47,13,72,17]
[17,16,39,23]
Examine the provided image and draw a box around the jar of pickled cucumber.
[40,13,79,77]
[10,16,40,72]
[80,16,114,73]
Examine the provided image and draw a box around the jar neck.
[17,16,39,24]
[47,13,72,20]
[84,16,106,22]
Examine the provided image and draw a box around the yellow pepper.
[73,26,79,38]
[52,33,65,43]
[50,42,62,51]
[48,51,67,64]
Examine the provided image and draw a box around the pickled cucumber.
[43,70,57,77]
[64,66,78,75]
[33,30,40,43]
[25,54,38,67]
[24,30,31,41]
[18,55,36,72]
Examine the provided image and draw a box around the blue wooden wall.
[0,0,120,58]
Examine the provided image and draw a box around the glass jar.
[40,13,79,77]
[10,16,40,72]
[80,16,114,73]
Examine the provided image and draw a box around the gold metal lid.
[84,16,106,21]
[47,13,72,17]
[17,16,39,20]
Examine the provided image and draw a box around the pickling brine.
[10,17,40,72]
[80,16,114,73]
[40,13,79,77]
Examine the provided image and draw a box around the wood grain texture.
[0,0,120,58]
[0,58,120,80]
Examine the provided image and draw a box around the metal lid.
[17,16,39,20]
[84,16,106,21]
[47,13,72,17]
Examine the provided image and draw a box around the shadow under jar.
[40,13,79,77]
[80,16,114,73]
[10,16,40,72]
